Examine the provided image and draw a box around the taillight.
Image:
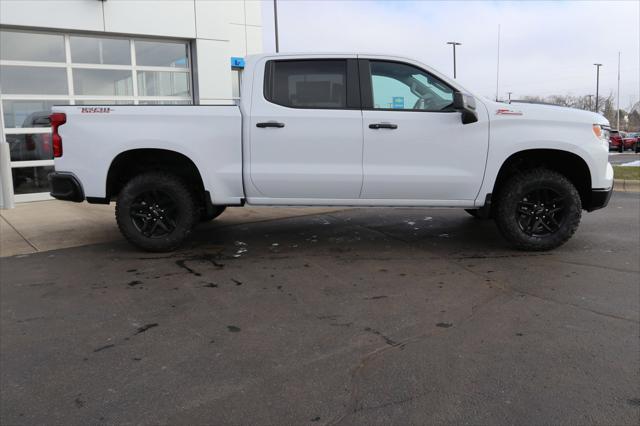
[49,112,66,158]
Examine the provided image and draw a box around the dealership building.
[0,0,263,207]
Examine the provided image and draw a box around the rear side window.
[264,60,348,109]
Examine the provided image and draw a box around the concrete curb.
[614,179,640,193]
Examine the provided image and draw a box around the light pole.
[273,0,279,53]
[594,63,602,113]
[616,52,620,130]
[446,41,461,79]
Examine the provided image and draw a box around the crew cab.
[49,53,613,252]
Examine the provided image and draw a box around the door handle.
[369,123,398,129]
[256,121,285,128]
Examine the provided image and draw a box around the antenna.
[495,24,501,102]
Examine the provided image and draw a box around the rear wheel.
[494,169,581,251]
[116,172,196,252]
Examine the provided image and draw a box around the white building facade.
[0,0,263,206]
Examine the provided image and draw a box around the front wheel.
[116,172,196,252]
[494,169,582,251]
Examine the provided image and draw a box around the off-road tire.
[116,172,196,252]
[494,169,582,251]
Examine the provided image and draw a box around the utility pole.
[495,24,501,102]
[273,0,279,53]
[586,94,593,111]
[446,41,462,79]
[616,52,621,130]
[594,63,602,114]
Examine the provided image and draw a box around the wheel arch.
[106,148,208,205]
[491,149,592,210]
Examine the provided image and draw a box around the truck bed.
[52,105,244,205]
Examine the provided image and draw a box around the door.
[248,58,363,200]
[360,59,489,201]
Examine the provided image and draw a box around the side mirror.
[453,92,478,125]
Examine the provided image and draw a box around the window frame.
[359,59,458,113]
[263,58,361,110]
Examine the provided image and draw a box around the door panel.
[361,109,488,200]
[360,59,488,201]
[248,58,363,199]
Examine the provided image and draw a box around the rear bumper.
[49,172,84,202]
[585,186,613,212]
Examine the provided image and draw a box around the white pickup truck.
[49,53,613,252]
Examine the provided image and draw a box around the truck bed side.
[52,105,243,205]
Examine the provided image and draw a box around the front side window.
[265,60,347,109]
[370,61,454,111]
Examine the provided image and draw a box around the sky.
[261,0,640,109]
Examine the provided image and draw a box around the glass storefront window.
[137,71,189,97]
[11,166,55,195]
[2,100,68,128]
[0,30,65,62]
[137,100,192,105]
[6,133,54,162]
[70,36,131,65]
[72,69,133,96]
[0,66,68,95]
[135,41,188,68]
[74,100,134,105]
[1,30,193,199]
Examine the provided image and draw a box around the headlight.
[593,124,609,143]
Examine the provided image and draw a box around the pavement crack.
[513,289,638,323]
[329,291,506,426]
[1,214,40,253]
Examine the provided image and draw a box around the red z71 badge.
[496,108,523,116]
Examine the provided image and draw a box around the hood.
[481,100,609,127]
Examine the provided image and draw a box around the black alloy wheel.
[515,188,566,237]
[130,190,178,238]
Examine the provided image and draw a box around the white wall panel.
[194,0,232,40]
[0,0,104,32]
[103,0,195,38]
[244,0,262,27]
[227,24,247,57]
[245,26,262,55]
[194,39,233,104]
[223,0,246,25]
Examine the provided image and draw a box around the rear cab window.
[263,59,359,109]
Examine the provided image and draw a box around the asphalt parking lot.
[609,152,639,165]
[1,192,639,425]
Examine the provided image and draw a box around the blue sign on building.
[231,57,245,69]
[392,97,404,109]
